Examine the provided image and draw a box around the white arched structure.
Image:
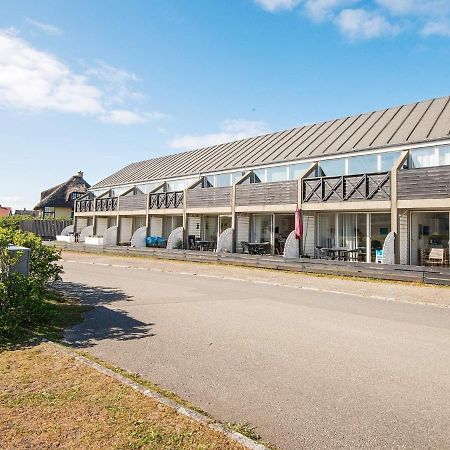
[217,228,233,253]
[166,227,184,249]
[131,226,147,248]
[60,224,74,236]
[103,226,118,246]
[79,225,94,243]
[56,224,75,242]
[283,230,300,259]
[381,231,396,265]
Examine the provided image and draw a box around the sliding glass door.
[317,212,391,262]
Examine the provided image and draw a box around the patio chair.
[188,235,196,250]
[241,241,250,254]
[424,248,445,266]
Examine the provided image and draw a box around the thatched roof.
[34,172,90,210]
[14,209,37,216]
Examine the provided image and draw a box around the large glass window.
[410,147,438,168]
[251,215,272,244]
[410,212,449,266]
[370,213,390,262]
[380,152,401,172]
[231,171,246,184]
[319,159,345,177]
[173,179,187,191]
[439,146,450,166]
[338,213,367,258]
[317,213,336,248]
[266,166,287,182]
[252,169,265,183]
[348,155,377,175]
[289,163,309,180]
[215,173,231,187]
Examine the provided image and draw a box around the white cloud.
[254,0,300,12]
[303,0,357,22]
[0,29,166,125]
[255,0,450,40]
[101,110,167,125]
[24,17,62,35]
[335,8,400,39]
[169,119,269,150]
[422,19,450,37]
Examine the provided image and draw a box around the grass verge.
[0,343,249,450]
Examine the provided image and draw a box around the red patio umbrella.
[294,208,303,240]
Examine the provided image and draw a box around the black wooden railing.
[303,172,390,203]
[75,199,94,212]
[95,197,118,212]
[149,191,184,209]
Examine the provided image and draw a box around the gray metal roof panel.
[93,95,450,188]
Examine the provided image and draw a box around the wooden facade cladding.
[187,186,232,208]
[149,191,184,209]
[303,172,391,203]
[118,194,147,211]
[235,181,298,206]
[397,166,450,200]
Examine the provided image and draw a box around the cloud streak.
[24,17,62,35]
[0,29,166,125]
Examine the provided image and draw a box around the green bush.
[0,226,63,338]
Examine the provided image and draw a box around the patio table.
[248,242,271,255]
[196,240,211,251]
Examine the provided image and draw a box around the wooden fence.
[19,220,73,239]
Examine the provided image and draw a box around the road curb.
[46,340,269,450]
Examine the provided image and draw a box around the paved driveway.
[61,252,450,450]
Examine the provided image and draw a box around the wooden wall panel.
[236,181,298,206]
[398,166,450,199]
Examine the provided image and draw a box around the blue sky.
[1,0,450,210]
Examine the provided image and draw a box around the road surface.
[61,252,450,450]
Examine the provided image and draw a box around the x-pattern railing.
[95,197,118,212]
[75,199,94,212]
[303,172,390,202]
[149,191,184,209]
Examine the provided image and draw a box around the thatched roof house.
[34,171,90,218]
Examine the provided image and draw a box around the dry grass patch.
[0,343,247,450]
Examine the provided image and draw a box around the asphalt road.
[61,252,450,450]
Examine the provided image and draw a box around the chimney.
[76,171,83,178]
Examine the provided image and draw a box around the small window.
[266,166,287,182]
[70,192,83,200]
[43,206,55,218]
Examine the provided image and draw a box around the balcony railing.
[75,199,94,212]
[95,197,118,212]
[149,191,184,209]
[303,172,390,203]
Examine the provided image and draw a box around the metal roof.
[93,95,450,189]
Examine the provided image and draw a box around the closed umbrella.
[295,208,303,240]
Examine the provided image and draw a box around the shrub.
[0,226,63,338]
